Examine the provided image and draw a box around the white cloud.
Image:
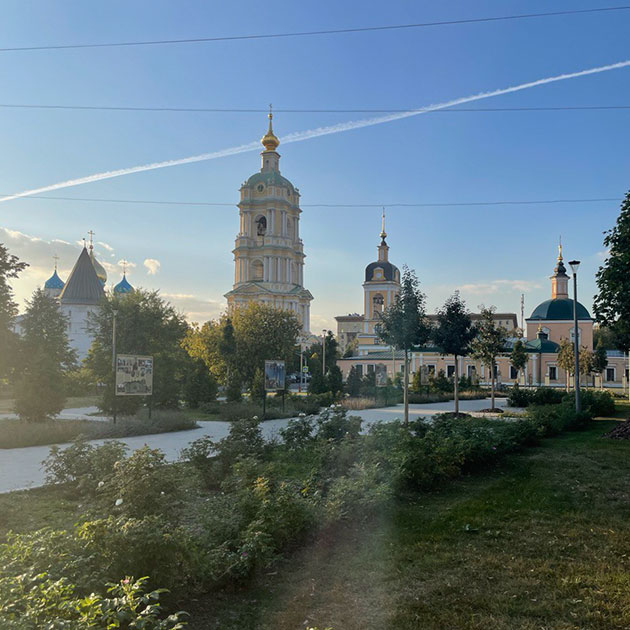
[161,292,224,323]
[144,258,161,275]
[97,241,114,252]
[456,279,542,295]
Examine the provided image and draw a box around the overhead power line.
[1,6,629,52]
[8,194,620,208]
[1,103,629,114]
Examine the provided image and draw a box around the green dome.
[529,298,591,321]
[245,171,295,192]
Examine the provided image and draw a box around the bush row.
[507,386,615,416]
[1,401,593,628]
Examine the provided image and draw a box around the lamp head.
[568,260,581,274]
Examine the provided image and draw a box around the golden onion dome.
[89,248,108,285]
[261,109,280,152]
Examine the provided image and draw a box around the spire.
[261,105,280,152]
[87,230,107,284]
[380,208,387,244]
[53,254,59,271]
[558,235,563,261]
[551,241,568,299]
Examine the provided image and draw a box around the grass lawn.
[188,419,630,629]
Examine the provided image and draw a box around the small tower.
[551,238,569,299]
[44,255,65,299]
[225,109,313,332]
[361,211,400,338]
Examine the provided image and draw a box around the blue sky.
[1,0,628,330]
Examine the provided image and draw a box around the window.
[606,367,616,382]
[570,327,582,344]
[467,365,476,378]
[367,364,375,374]
[447,365,456,379]
[255,215,267,236]
[510,365,519,380]
[426,364,436,375]
[548,366,558,381]
[372,293,384,314]
[356,365,363,378]
[251,260,263,281]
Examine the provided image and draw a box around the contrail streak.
[2,59,629,204]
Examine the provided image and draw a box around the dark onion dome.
[44,269,65,290]
[365,260,400,283]
[245,170,296,193]
[529,298,592,321]
[114,274,134,294]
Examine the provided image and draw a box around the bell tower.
[224,109,313,332]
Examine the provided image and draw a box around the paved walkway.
[0,398,507,494]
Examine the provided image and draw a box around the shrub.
[0,569,188,629]
[315,406,362,442]
[574,389,615,417]
[507,386,565,407]
[280,414,316,449]
[43,438,128,490]
[77,516,197,598]
[101,446,180,519]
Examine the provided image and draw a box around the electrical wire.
[0,104,629,114]
[6,194,620,208]
[1,6,628,52]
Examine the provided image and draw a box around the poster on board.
[116,354,153,396]
[264,360,286,392]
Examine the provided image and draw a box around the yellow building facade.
[225,112,313,332]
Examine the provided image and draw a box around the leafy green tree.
[470,306,507,410]
[432,292,476,415]
[182,358,218,408]
[250,367,265,405]
[594,191,630,353]
[86,289,189,414]
[345,365,362,397]
[184,303,300,396]
[14,289,76,421]
[510,339,528,384]
[376,266,430,425]
[0,243,27,379]
[593,340,608,387]
[308,357,327,394]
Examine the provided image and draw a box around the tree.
[594,191,630,353]
[14,289,76,421]
[376,266,430,425]
[327,365,343,396]
[510,339,528,385]
[182,358,218,408]
[345,366,362,397]
[558,339,594,390]
[183,303,301,396]
[0,243,27,379]
[470,306,507,410]
[593,340,608,388]
[431,292,476,416]
[86,289,190,414]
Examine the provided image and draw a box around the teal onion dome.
[45,269,65,290]
[114,274,134,294]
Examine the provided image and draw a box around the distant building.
[338,243,628,390]
[225,111,313,332]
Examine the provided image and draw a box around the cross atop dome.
[261,104,280,152]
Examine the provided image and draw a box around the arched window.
[255,215,267,236]
[570,327,582,344]
[251,260,264,281]
[372,293,384,314]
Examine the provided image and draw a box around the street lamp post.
[322,329,327,376]
[569,260,581,412]
[112,309,118,424]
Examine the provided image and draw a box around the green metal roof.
[529,298,591,321]
[245,171,295,191]
[523,338,560,353]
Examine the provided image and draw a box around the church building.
[38,236,133,360]
[224,111,313,332]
